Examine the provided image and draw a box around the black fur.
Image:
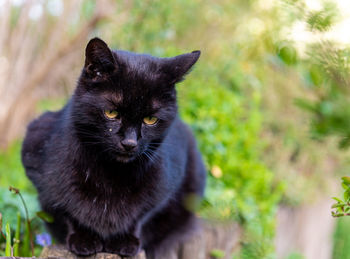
[21,38,206,257]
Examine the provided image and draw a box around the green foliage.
[297,44,350,149]
[0,186,44,257]
[0,139,43,256]
[111,0,201,53]
[36,98,67,113]
[283,1,350,150]
[331,177,350,217]
[0,187,39,229]
[280,2,350,256]
[178,59,282,257]
[333,217,350,259]
[306,2,338,32]
[0,141,34,192]
[284,0,350,219]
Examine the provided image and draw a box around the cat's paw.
[67,232,103,256]
[104,234,141,257]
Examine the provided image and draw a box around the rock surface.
[40,245,146,259]
[39,221,242,259]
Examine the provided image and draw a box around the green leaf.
[332,203,345,209]
[332,197,343,203]
[36,211,54,223]
[337,206,344,213]
[278,45,297,65]
[210,249,225,258]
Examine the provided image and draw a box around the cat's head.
[72,38,200,163]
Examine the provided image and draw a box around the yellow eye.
[143,116,158,125]
[104,110,119,119]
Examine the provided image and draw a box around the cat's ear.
[162,51,201,84]
[84,38,117,79]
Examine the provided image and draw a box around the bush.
[178,58,282,257]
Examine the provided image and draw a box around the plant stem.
[18,193,34,256]
[9,186,34,256]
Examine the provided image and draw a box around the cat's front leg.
[66,222,103,256]
[104,233,141,257]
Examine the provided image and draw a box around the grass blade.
[14,212,21,256]
[5,223,11,256]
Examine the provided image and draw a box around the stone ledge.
[40,245,146,259]
[39,221,241,259]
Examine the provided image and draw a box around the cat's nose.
[121,139,137,151]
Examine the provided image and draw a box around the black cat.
[21,38,206,258]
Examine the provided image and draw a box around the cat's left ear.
[162,51,201,84]
[84,37,117,79]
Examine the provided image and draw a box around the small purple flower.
[35,233,52,247]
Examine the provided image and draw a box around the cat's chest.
[65,181,140,234]
[72,168,162,222]
[58,163,166,235]
[77,173,151,209]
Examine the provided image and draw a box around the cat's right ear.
[84,38,117,80]
[161,50,201,84]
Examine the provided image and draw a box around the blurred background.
[1,0,350,258]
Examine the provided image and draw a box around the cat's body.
[22,38,206,258]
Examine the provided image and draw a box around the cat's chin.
[115,153,137,163]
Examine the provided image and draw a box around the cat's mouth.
[115,151,137,163]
